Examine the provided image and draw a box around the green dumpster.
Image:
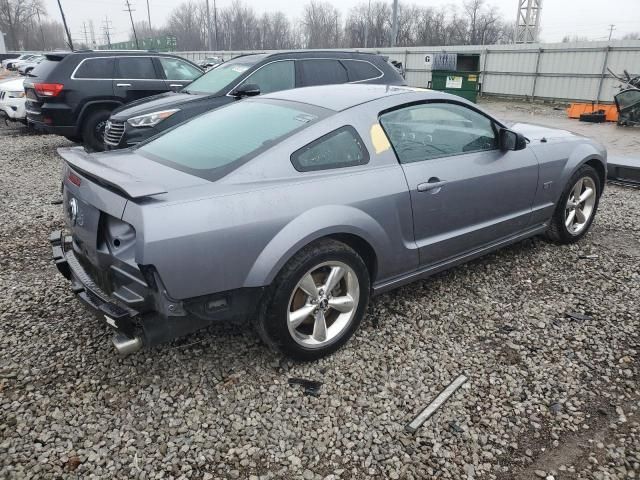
[429,54,480,103]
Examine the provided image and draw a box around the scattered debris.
[578,254,599,260]
[405,374,468,433]
[288,377,323,397]
[498,324,516,333]
[448,420,464,433]
[549,402,563,415]
[65,455,81,471]
[565,312,594,322]
[50,199,63,205]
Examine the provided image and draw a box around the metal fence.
[177,40,640,103]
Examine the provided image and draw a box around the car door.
[379,101,539,266]
[113,56,167,103]
[156,57,203,92]
[234,60,296,94]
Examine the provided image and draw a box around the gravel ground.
[1,111,639,480]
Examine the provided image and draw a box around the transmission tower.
[514,0,542,44]
[81,22,90,48]
[89,20,97,49]
[102,16,113,49]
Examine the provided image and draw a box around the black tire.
[255,239,371,361]
[64,135,82,143]
[81,109,111,152]
[546,165,601,244]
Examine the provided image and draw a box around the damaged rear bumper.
[50,230,263,351]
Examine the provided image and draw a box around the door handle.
[116,83,131,87]
[417,178,447,192]
[169,84,183,88]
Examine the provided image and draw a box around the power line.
[124,0,140,49]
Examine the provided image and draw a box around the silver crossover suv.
[51,84,606,360]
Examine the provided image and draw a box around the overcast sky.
[44,0,640,46]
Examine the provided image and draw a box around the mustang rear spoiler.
[57,147,167,199]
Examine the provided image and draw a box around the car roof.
[262,84,432,112]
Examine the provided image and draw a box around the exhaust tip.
[112,333,143,356]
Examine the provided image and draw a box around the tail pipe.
[112,333,143,355]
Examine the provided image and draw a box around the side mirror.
[500,128,527,151]
[231,83,261,98]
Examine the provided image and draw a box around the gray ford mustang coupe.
[51,84,606,360]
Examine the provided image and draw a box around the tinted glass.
[183,57,261,94]
[29,59,61,78]
[139,100,325,180]
[74,58,115,79]
[291,126,369,172]
[300,60,348,86]
[379,102,498,163]
[159,57,202,80]
[238,60,295,94]
[343,60,381,81]
[116,57,158,79]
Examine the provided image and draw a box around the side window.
[116,57,158,79]
[299,60,348,86]
[74,58,115,79]
[291,126,369,172]
[238,60,295,94]
[379,102,498,164]
[342,60,382,82]
[159,57,202,80]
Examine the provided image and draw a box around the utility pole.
[364,0,371,48]
[213,0,219,50]
[205,0,212,50]
[124,0,140,49]
[81,22,89,48]
[146,0,152,32]
[390,0,398,47]
[103,16,113,49]
[89,20,97,49]
[608,24,615,41]
[57,0,74,50]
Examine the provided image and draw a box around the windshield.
[183,57,261,94]
[138,99,328,181]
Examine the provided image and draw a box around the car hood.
[111,91,213,120]
[509,122,578,141]
[0,78,25,91]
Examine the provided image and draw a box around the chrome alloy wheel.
[287,261,360,349]
[565,176,597,235]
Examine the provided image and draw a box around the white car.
[0,78,26,122]
[18,55,44,75]
[3,54,37,70]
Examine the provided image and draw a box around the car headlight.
[127,109,180,128]
[7,91,25,98]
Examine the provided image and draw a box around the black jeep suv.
[24,51,203,150]
[104,50,406,149]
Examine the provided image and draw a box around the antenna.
[124,0,140,49]
[515,0,543,44]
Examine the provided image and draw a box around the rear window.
[74,58,115,79]
[29,59,60,78]
[138,100,328,181]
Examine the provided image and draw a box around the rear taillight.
[34,83,64,97]
[68,171,81,186]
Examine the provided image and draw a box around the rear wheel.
[256,239,370,361]
[81,109,111,152]
[546,165,601,244]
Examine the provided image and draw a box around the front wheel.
[546,165,601,244]
[256,239,370,361]
[81,109,111,152]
